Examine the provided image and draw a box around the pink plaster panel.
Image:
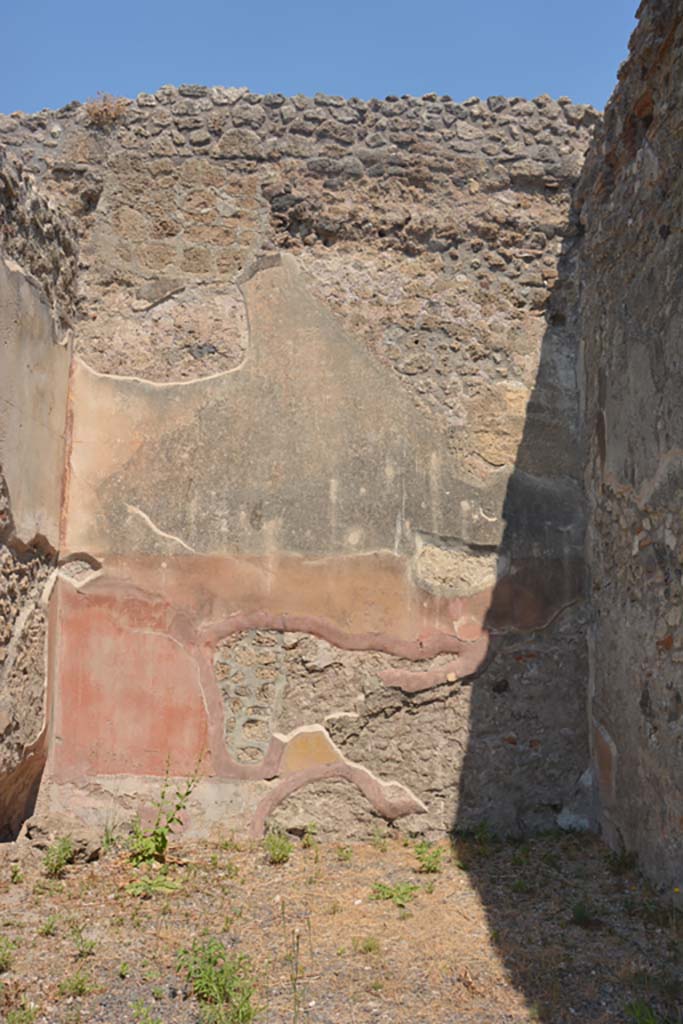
[49,578,210,781]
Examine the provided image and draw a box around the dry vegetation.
[0,817,681,1024]
[82,93,128,129]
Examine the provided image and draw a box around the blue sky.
[2,0,636,114]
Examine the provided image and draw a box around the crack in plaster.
[124,504,196,553]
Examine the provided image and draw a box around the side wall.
[0,153,76,836]
[579,0,683,889]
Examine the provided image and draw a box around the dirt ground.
[0,826,680,1024]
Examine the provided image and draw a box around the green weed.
[6,1002,39,1024]
[370,881,419,908]
[625,1000,672,1024]
[415,840,443,874]
[301,823,318,850]
[72,927,95,959]
[571,900,600,928]
[263,830,293,865]
[126,871,181,899]
[177,936,257,1024]
[130,758,202,866]
[131,1003,162,1024]
[44,837,74,879]
[57,971,92,998]
[353,936,380,954]
[0,936,16,972]
[39,914,58,937]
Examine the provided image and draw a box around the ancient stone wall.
[578,0,683,890]
[0,153,77,836]
[0,87,598,840]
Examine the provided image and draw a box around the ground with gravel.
[0,825,680,1024]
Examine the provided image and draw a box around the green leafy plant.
[39,914,58,938]
[125,871,181,899]
[625,1000,672,1024]
[263,830,293,865]
[6,1002,39,1024]
[130,759,202,867]
[415,840,443,874]
[571,900,600,928]
[336,845,352,863]
[370,881,419,908]
[119,961,130,979]
[353,935,380,954]
[44,837,74,879]
[10,864,23,885]
[0,936,16,973]
[177,937,257,1024]
[301,823,318,850]
[57,971,92,998]
[371,828,388,852]
[131,1002,163,1024]
[102,822,117,855]
[72,927,95,959]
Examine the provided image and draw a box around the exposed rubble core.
[0,155,77,836]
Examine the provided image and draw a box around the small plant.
[511,843,531,867]
[571,900,600,928]
[44,837,74,879]
[177,936,257,1024]
[83,92,129,129]
[57,971,91,998]
[263,830,293,865]
[336,845,352,863]
[415,840,443,874]
[119,961,130,979]
[608,848,638,875]
[6,1001,39,1024]
[370,881,419,908]
[0,936,16,972]
[371,828,388,853]
[39,914,58,938]
[132,1003,162,1024]
[353,935,380,954]
[33,878,62,897]
[125,871,181,899]
[285,927,303,1024]
[72,927,95,959]
[625,1000,671,1024]
[102,823,117,855]
[512,878,534,895]
[10,864,23,885]
[301,823,318,850]
[130,759,202,867]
